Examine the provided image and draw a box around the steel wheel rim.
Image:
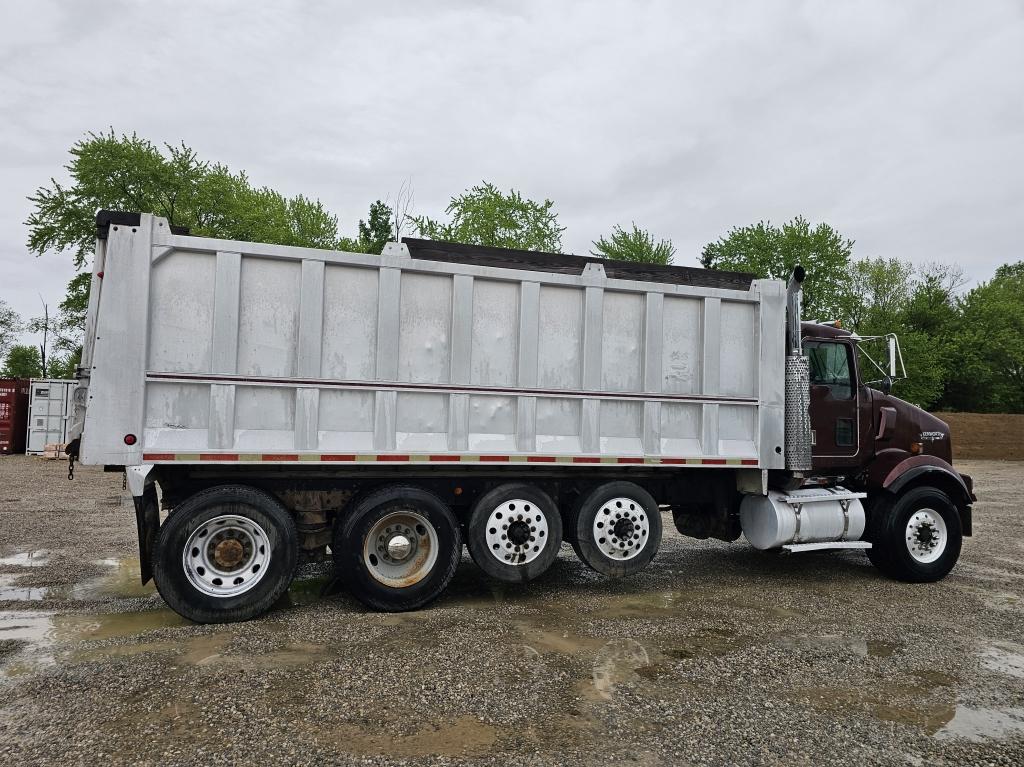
[364,510,438,588]
[905,507,948,564]
[484,499,550,566]
[592,497,650,561]
[183,514,271,598]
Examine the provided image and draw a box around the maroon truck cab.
[801,322,975,538]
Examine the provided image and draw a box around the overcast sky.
[2,0,1022,345]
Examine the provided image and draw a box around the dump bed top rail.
[403,238,756,291]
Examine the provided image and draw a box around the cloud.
[1,0,1021,337]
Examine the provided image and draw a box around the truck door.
[805,340,860,466]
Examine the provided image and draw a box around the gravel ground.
[0,455,1021,766]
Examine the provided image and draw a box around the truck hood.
[870,389,953,464]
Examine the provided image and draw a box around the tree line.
[2,131,1020,414]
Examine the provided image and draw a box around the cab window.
[805,341,853,399]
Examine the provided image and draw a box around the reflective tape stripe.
[140,452,760,467]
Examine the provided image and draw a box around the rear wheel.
[153,485,298,623]
[570,482,662,577]
[334,485,461,612]
[867,486,962,582]
[466,483,563,583]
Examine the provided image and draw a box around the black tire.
[333,485,461,612]
[466,483,563,583]
[866,486,962,583]
[569,481,662,577]
[153,485,298,624]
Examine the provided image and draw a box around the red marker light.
[124,434,137,445]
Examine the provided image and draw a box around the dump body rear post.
[67,211,974,621]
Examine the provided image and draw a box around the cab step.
[782,541,872,553]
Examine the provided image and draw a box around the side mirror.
[881,377,893,395]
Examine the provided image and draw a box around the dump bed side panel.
[80,216,785,469]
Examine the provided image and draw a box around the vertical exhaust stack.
[784,266,813,472]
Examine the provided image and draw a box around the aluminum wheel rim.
[485,499,550,566]
[183,514,271,598]
[593,497,649,561]
[905,508,948,564]
[364,510,438,588]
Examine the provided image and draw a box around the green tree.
[894,264,964,408]
[701,216,854,321]
[591,223,675,265]
[26,131,388,357]
[948,262,1024,412]
[412,182,564,252]
[51,273,90,354]
[843,257,915,332]
[355,200,394,254]
[2,344,43,378]
[46,351,80,379]
[27,130,344,268]
[0,300,21,359]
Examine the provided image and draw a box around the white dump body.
[74,214,786,470]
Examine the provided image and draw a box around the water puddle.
[664,628,745,660]
[935,705,1024,741]
[174,635,333,669]
[0,554,156,603]
[595,590,691,618]
[790,682,957,733]
[518,622,603,655]
[512,618,663,700]
[0,574,53,601]
[774,635,898,658]
[278,575,338,608]
[591,639,651,700]
[72,632,231,666]
[0,551,51,568]
[980,641,1024,679]
[316,715,497,758]
[60,609,189,641]
[589,589,810,623]
[72,558,155,600]
[953,584,1022,612]
[789,664,964,734]
[0,611,54,644]
[0,603,335,675]
[961,563,1024,584]
[0,608,189,674]
[0,611,58,675]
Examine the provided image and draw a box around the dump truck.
[65,211,976,623]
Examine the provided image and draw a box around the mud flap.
[133,485,160,585]
[959,504,972,537]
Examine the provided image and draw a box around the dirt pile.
[931,413,1024,461]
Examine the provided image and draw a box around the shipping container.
[25,378,75,454]
[0,378,30,455]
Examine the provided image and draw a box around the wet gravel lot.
[0,456,1022,766]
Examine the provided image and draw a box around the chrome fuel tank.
[740,488,865,550]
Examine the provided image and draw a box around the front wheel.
[867,486,962,582]
[153,485,299,623]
